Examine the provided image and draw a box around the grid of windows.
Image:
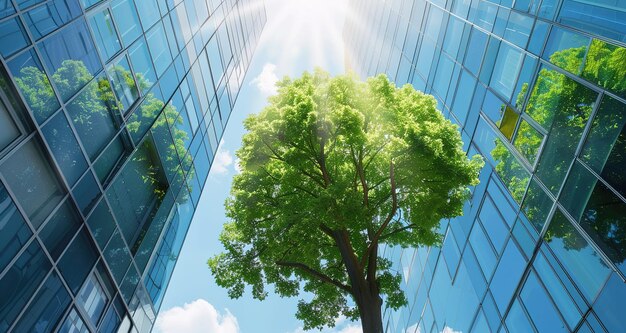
[0,0,266,332]
[344,0,626,332]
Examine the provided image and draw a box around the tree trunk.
[355,285,384,333]
[330,229,384,333]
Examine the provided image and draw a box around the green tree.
[208,70,482,332]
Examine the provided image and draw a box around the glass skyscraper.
[345,0,626,332]
[0,0,265,332]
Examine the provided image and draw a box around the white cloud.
[441,326,461,333]
[288,320,362,333]
[154,299,239,333]
[211,140,234,175]
[234,157,242,174]
[250,63,279,95]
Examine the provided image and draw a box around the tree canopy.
[208,70,482,332]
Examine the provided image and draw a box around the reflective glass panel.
[520,271,568,332]
[13,271,71,333]
[38,19,101,101]
[146,22,171,77]
[0,138,65,227]
[103,229,131,284]
[520,178,552,232]
[8,49,60,123]
[0,241,51,331]
[107,55,139,113]
[0,16,29,58]
[0,98,21,152]
[58,228,98,294]
[464,28,488,75]
[504,11,532,48]
[496,106,519,140]
[543,27,589,74]
[581,40,626,100]
[66,74,120,160]
[39,199,81,260]
[111,0,141,46]
[23,0,81,40]
[134,0,160,31]
[558,0,626,44]
[128,37,156,93]
[594,273,626,332]
[78,273,108,325]
[0,183,31,272]
[60,308,88,333]
[86,199,115,249]
[490,43,523,100]
[41,111,88,186]
[544,209,611,302]
[513,119,543,163]
[580,95,626,198]
[490,240,525,313]
[89,8,121,61]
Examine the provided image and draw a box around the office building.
[0,0,265,332]
[344,0,626,332]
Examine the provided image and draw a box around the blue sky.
[153,1,360,332]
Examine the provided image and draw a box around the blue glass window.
[94,133,130,185]
[89,7,121,61]
[0,17,30,58]
[558,0,626,43]
[58,228,98,294]
[469,222,497,279]
[580,95,626,198]
[520,178,552,232]
[128,37,156,93]
[99,306,120,333]
[0,241,51,331]
[78,273,108,325]
[103,229,131,284]
[544,209,611,302]
[451,69,476,125]
[23,0,81,40]
[146,22,172,78]
[16,0,46,10]
[107,55,139,113]
[59,308,88,333]
[511,55,537,110]
[86,199,116,249]
[490,239,526,313]
[127,83,164,144]
[73,170,101,215]
[8,49,60,123]
[543,27,589,74]
[0,138,65,228]
[479,196,508,253]
[0,183,31,272]
[490,43,523,101]
[443,16,465,58]
[594,273,626,332]
[520,271,568,332]
[41,111,88,186]
[111,0,141,46]
[38,19,102,101]
[464,28,487,75]
[66,74,120,161]
[505,299,534,333]
[475,0,497,31]
[13,272,71,333]
[39,199,81,260]
[134,0,160,31]
[0,1,15,19]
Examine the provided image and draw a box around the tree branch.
[361,161,398,268]
[379,224,417,241]
[276,260,352,294]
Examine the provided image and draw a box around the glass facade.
[344,0,626,332]
[0,0,265,332]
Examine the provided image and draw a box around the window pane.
[99,306,120,333]
[59,308,88,333]
[490,43,523,100]
[38,19,101,101]
[504,12,532,48]
[0,241,51,331]
[8,49,60,123]
[0,98,21,152]
[464,28,487,75]
[93,133,130,185]
[544,209,611,302]
[66,74,120,160]
[443,16,465,59]
[73,170,101,215]
[520,178,552,232]
[0,138,65,227]
[558,0,626,44]
[41,111,88,186]
[128,37,156,93]
[505,299,534,333]
[0,183,31,272]
[470,223,497,279]
[106,137,168,248]
[542,27,589,74]
[492,137,530,203]
[103,229,131,284]
[78,273,108,325]
[594,273,626,332]
[513,119,543,164]
[496,106,519,140]
[58,228,98,294]
[0,16,29,58]
[520,271,568,332]
[479,196,508,253]
[23,0,82,40]
[127,83,164,144]
[89,8,121,61]
[111,0,141,46]
[134,0,160,31]
[146,22,171,78]
[529,66,596,193]
[107,55,139,113]
[490,240,526,313]
[39,199,81,260]
[581,40,626,99]
[13,271,71,333]
[86,199,116,249]
[580,96,626,198]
